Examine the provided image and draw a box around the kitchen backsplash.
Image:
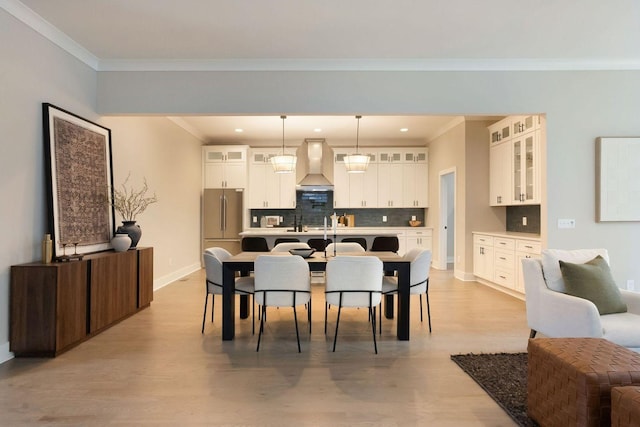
[250,192,425,228]
[506,205,541,234]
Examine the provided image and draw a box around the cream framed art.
[596,137,640,222]
[43,103,115,259]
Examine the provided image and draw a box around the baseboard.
[455,270,476,281]
[0,341,14,365]
[154,262,201,290]
[475,278,525,301]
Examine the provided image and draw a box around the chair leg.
[257,305,266,352]
[308,297,312,334]
[419,293,423,322]
[332,305,342,352]
[529,329,537,339]
[426,291,432,333]
[212,293,215,322]
[293,306,301,353]
[371,306,378,354]
[252,295,255,335]
[324,301,328,334]
[202,293,209,334]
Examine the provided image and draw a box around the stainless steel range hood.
[296,139,334,190]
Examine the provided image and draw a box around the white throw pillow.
[541,248,610,293]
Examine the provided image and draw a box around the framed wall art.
[596,137,640,222]
[43,103,115,259]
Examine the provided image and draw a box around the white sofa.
[522,250,640,351]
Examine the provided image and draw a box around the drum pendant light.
[271,115,297,173]
[344,115,369,173]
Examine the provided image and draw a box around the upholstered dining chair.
[254,255,311,352]
[325,256,383,354]
[274,237,300,246]
[307,238,332,251]
[381,248,433,334]
[202,247,255,334]
[325,242,365,254]
[271,242,311,252]
[241,237,269,252]
[341,237,367,250]
[371,236,400,253]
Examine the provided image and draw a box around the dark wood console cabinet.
[10,247,153,357]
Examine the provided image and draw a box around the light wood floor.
[0,268,529,426]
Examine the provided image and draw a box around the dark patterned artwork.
[44,104,114,258]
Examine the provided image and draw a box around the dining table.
[221,251,411,341]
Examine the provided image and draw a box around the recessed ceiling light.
[235,128,244,133]
[314,128,322,132]
[400,128,409,132]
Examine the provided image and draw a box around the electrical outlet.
[411,215,417,221]
[382,216,387,222]
[252,216,257,223]
[557,218,576,229]
[279,216,283,223]
[522,217,527,226]
[627,280,635,291]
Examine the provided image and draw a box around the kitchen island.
[240,227,403,250]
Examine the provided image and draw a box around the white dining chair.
[381,249,432,333]
[325,256,383,354]
[325,242,365,255]
[203,247,255,334]
[271,242,311,252]
[254,255,311,352]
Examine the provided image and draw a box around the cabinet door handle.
[499,257,506,261]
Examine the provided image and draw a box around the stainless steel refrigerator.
[202,188,244,255]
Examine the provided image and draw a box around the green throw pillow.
[559,255,627,315]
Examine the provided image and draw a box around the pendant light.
[271,115,297,173]
[344,115,369,173]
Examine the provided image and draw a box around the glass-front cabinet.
[511,131,539,204]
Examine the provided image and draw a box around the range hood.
[296,139,334,190]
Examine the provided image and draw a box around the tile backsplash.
[506,205,540,234]
[250,191,425,228]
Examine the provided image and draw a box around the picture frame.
[43,103,115,259]
[596,137,640,222]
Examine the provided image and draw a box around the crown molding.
[97,58,640,72]
[166,117,207,142]
[1,0,99,69]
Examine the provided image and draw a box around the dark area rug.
[450,353,538,427]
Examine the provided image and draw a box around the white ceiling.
[7,0,640,144]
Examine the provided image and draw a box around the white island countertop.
[240,226,426,237]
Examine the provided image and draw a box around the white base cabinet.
[473,232,541,296]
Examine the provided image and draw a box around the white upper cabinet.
[401,149,428,207]
[488,116,542,206]
[248,148,297,209]
[489,141,512,206]
[511,130,540,204]
[378,149,404,208]
[488,118,512,145]
[348,151,378,208]
[333,150,352,208]
[203,146,248,189]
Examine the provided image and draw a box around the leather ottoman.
[527,338,640,426]
[611,386,640,427]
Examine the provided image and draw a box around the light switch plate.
[382,216,387,222]
[557,218,576,229]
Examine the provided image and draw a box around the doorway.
[439,169,456,270]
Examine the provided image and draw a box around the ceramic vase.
[116,220,142,248]
[111,233,132,252]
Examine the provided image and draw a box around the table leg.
[396,263,410,341]
[222,264,236,340]
[384,295,394,319]
[239,295,249,319]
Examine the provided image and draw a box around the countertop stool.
[527,338,640,427]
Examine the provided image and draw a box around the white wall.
[100,116,203,287]
[97,70,640,286]
[0,10,97,363]
[0,10,203,363]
